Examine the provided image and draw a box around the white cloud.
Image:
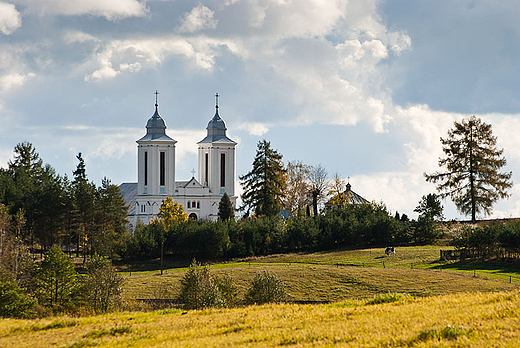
[169,129,206,166]
[245,0,347,38]
[13,0,148,20]
[0,2,21,35]
[82,35,243,81]
[336,39,388,68]
[0,72,35,91]
[236,122,269,136]
[177,4,218,33]
[62,30,99,44]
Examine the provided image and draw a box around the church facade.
[120,94,237,229]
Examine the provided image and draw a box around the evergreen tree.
[425,116,512,222]
[218,192,234,221]
[239,140,286,217]
[93,178,129,257]
[414,193,444,221]
[72,153,96,258]
[35,246,78,310]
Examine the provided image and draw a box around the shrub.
[81,255,124,313]
[0,280,36,318]
[245,271,288,305]
[216,273,239,308]
[178,260,225,310]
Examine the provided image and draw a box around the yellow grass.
[1,290,519,347]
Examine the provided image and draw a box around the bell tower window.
[160,151,165,186]
[220,153,225,187]
[205,153,209,185]
[144,151,148,186]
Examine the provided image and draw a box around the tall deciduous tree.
[425,116,512,222]
[240,140,286,218]
[328,173,348,209]
[283,161,310,216]
[156,196,188,229]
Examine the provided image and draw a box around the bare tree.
[308,164,328,216]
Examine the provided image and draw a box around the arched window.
[187,201,191,209]
[192,201,196,208]
[189,213,198,220]
[197,201,200,209]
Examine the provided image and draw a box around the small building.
[120,93,237,230]
[324,183,369,211]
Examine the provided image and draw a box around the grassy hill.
[1,290,519,347]
[122,246,519,301]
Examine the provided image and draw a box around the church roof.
[137,103,176,143]
[178,177,204,188]
[343,183,369,204]
[119,182,137,215]
[326,183,369,209]
[198,94,237,145]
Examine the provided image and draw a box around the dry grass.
[1,290,519,347]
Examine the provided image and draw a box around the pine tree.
[93,178,129,257]
[72,153,96,258]
[425,116,512,222]
[35,246,78,310]
[218,192,234,221]
[414,193,443,221]
[239,140,286,217]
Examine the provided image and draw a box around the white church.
[120,93,237,229]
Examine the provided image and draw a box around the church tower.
[136,92,177,197]
[197,93,237,197]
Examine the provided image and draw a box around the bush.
[245,271,288,305]
[81,255,124,313]
[216,273,238,308]
[0,280,36,318]
[178,260,225,310]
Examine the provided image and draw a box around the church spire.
[214,92,220,118]
[154,90,159,111]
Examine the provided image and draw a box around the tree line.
[126,199,442,261]
[0,142,129,262]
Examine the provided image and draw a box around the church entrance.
[189,213,198,220]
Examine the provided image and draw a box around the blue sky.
[1,0,520,220]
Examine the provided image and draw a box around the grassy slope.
[1,291,519,347]
[122,246,519,301]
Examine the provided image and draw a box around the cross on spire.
[191,168,196,178]
[154,90,159,107]
[215,92,219,109]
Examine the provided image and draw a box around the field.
[2,246,519,347]
[122,246,520,301]
[1,290,519,347]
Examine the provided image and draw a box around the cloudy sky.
[1,0,520,220]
